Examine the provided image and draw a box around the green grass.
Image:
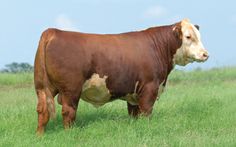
[0,72,33,86]
[0,68,236,147]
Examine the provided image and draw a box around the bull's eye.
[186,35,191,39]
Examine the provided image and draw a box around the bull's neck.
[145,25,182,74]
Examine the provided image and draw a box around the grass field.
[0,67,236,147]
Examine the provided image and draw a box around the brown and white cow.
[34,19,208,134]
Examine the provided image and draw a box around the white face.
[173,19,209,66]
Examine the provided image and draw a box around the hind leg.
[60,92,81,129]
[36,88,57,135]
[36,89,49,135]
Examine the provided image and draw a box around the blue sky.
[0,0,236,70]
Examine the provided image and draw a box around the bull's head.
[173,19,209,66]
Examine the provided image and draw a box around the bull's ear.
[194,25,200,30]
[173,23,182,39]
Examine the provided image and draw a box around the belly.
[80,73,139,107]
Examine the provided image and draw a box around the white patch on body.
[81,74,111,107]
[173,19,209,66]
[81,75,140,107]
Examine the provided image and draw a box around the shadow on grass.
[44,108,131,134]
[43,97,223,135]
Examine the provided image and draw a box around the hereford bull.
[34,19,209,134]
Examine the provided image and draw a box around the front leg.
[138,82,158,116]
[127,102,140,117]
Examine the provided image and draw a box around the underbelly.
[80,73,139,107]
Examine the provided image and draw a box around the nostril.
[203,52,209,58]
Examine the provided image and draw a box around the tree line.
[1,62,33,73]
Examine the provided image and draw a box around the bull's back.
[45,30,147,78]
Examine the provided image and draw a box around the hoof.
[36,127,44,136]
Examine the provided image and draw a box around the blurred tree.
[1,62,33,73]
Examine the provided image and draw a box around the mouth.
[187,51,209,63]
[194,57,209,62]
[187,56,209,63]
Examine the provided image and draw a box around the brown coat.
[34,22,183,134]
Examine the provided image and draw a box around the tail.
[34,28,57,119]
